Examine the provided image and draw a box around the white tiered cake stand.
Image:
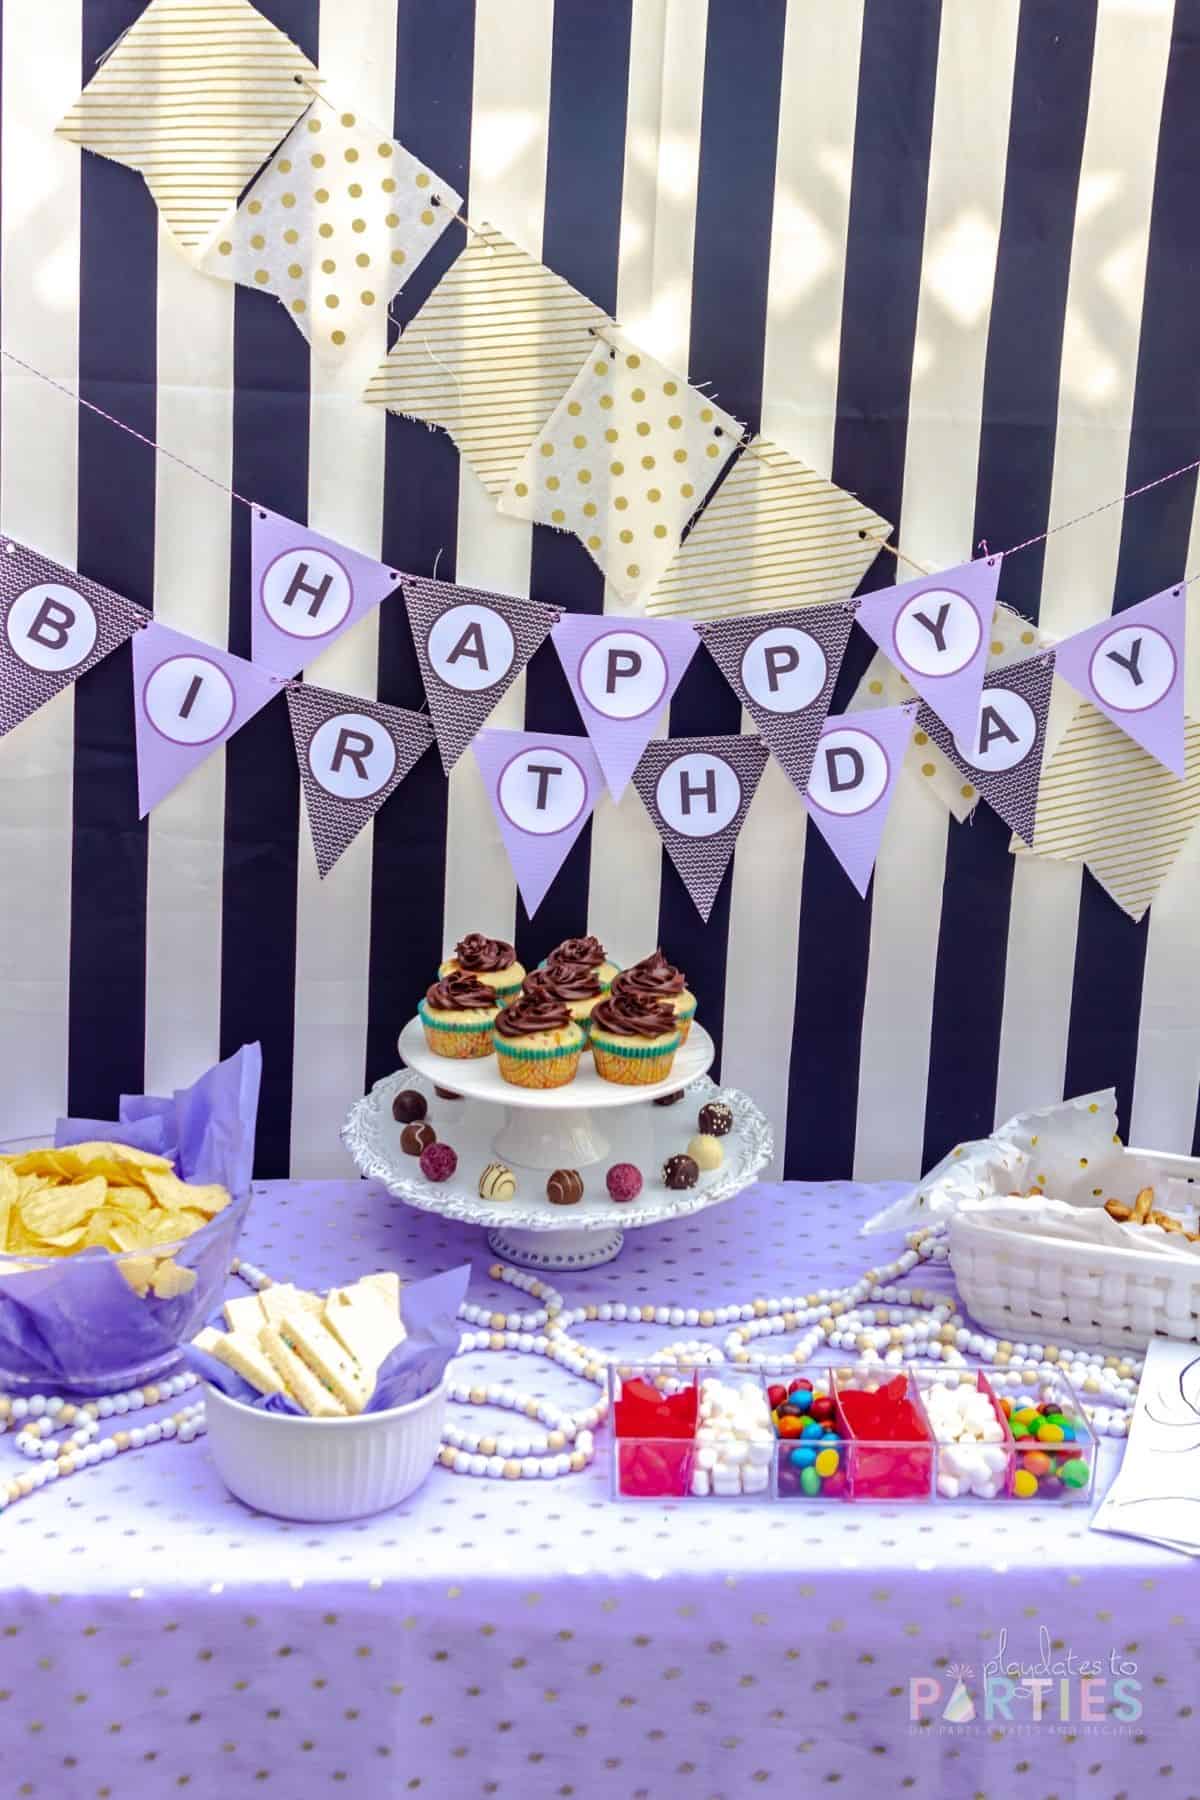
[342,1019,773,1270]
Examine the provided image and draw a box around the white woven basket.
[951,1147,1200,1348]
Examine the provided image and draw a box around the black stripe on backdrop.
[364,0,475,1096]
[921,3,1096,1170]
[657,0,786,1077]
[220,0,318,1176]
[516,0,633,971]
[1065,2,1200,1142]
[69,0,158,1115]
[784,0,941,1179]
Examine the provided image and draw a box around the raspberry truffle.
[419,1142,458,1182]
[606,1163,643,1203]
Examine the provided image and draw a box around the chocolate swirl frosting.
[524,961,603,1003]
[425,972,497,1012]
[452,932,516,973]
[590,989,676,1039]
[494,990,573,1038]
[547,934,607,971]
[615,947,685,1000]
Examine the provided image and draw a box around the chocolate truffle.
[653,1089,685,1107]
[479,1161,517,1200]
[400,1121,436,1156]
[662,1153,699,1191]
[419,1142,458,1182]
[435,1086,463,1100]
[392,1088,428,1125]
[546,1168,584,1206]
[697,1100,733,1138]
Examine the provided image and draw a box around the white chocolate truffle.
[478,1161,517,1200]
[687,1133,724,1173]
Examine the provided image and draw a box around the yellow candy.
[1012,1408,1039,1426]
[814,1447,839,1479]
[1013,1469,1038,1499]
[1036,1423,1065,1443]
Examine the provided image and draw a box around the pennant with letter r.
[550,613,700,801]
[916,650,1056,845]
[132,621,280,815]
[287,684,435,876]
[803,703,918,897]
[1053,584,1185,778]
[854,556,1002,744]
[250,506,403,679]
[473,728,604,918]
[631,734,770,922]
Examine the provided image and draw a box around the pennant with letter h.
[1053,584,1185,777]
[251,506,402,679]
[287,684,435,876]
[916,650,1056,845]
[804,703,918,896]
[473,729,604,918]
[632,734,770,922]
[551,613,700,800]
[133,621,280,815]
[854,556,1002,744]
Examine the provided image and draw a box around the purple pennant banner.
[854,556,1002,744]
[803,703,919,897]
[917,649,1056,845]
[250,506,403,679]
[0,534,148,738]
[698,602,857,797]
[287,684,435,877]
[473,728,604,918]
[1053,584,1185,778]
[631,734,770,922]
[132,621,280,816]
[404,574,561,774]
[550,614,700,801]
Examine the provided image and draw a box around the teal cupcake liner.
[677,1000,697,1023]
[589,1031,681,1061]
[493,1027,586,1062]
[419,1000,497,1034]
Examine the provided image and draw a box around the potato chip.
[54,1140,173,1175]
[19,1176,107,1240]
[176,1182,230,1218]
[9,1148,85,1179]
[150,1259,197,1299]
[108,1184,154,1215]
[35,1223,88,1250]
[0,1163,17,1252]
[117,1255,156,1297]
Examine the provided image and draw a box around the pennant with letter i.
[251,507,402,679]
[854,556,1002,743]
[804,703,918,896]
[1053,585,1185,777]
[550,614,700,800]
[132,621,280,816]
[698,602,857,797]
[916,650,1056,845]
[287,685,435,876]
[632,734,770,922]
[0,536,147,738]
[473,729,604,917]
[404,574,560,773]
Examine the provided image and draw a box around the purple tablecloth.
[1,1174,1197,1800]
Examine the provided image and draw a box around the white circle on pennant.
[497,746,588,836]
[260,548,353,641]
[143,655,236,747]
[739,625,827,714]
[952,687,1036,773]
[654,752,742,838]
[893,587,982,677]
[307,711,397,800]
[1089,623,1176,713]
[428,604,516,693]
[577,629,667,721]
[6,583,98,673]
[806,727,890,818]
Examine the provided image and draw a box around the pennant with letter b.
[473,728,604,918]
[632,734,770,922]
[0,536,147,739]
[132,621,280,815]
[250,506,402,679]
[1053,584,1185,777]
[287,684,435,876]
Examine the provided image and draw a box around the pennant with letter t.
[550,613,700,800]
[0,536,148,738]
[251,507,402,679]
[1053,584,1185,777]
[132,621,280,815]
[854,556,1002,743]
[632,734,770,922]
[473,729,604,918]
[916,650,1056,845]
[804,703,918,896]
[287,684,435,876]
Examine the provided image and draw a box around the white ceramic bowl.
[203,1378,447,1521]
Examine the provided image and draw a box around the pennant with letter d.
[0,535,147,738]
[804,703,918,896]
[916,650,1055,845]
[632,734,770,922]
[133,621,280,815]
[551,613,700,800]
[1053,584,1185,777]
[251,506,403,679]
[473,728,604,918]
[854,556,1002,744]
[287,684,435,876]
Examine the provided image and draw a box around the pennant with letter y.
[804,703,918,896]
[287,684,435,876]
[854,556,1002,743]
[916,650,1056,845]
[132,621,280,816]
[473,729,604,918]
[551,613,700,800]
[1053,584,1185,777]
[251,506,402,679]
[632,734,770,922]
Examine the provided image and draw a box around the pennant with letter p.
[854,557,1002,744]
[251,506,402,679]
[287,684,435,877]
[133,621,280,816]
[632,734,770,922]
[1053,584,1185,777]
[473,729,604,918]
[0,536,147,738]
[550,614,700,800]
[804,703,918,897]
[916,650,1056,845]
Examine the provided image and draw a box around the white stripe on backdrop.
[0,0,1199,1180]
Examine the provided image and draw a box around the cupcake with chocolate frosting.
[543,934,620,992]
[492,990,586,1090]
[438,932,525,1005]
[589,989,681,1087]
[523,960,605,1033]
[614,948,697,1044]
[418,971,499,1059]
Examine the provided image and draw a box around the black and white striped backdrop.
[3,0,1200,1180]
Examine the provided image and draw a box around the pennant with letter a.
[550,614,700,801]
[251,507,402,679]
[405,574,560,773]
[916,650,1056,845]
[632,734,770,922]
[854,557,1002,744]
[132,621,280,816]
[473,729,604,918]
[698,603,857,797]
[1053,584,1185,778]
[804,703,918,897]
[0,536,147,738]
[287,684,435,877]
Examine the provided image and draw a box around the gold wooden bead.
[503,1460,522,1479]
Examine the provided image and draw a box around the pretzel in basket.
[1105,1187,1200,1240]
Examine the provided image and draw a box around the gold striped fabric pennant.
[644,435,891,621]
[1012,701,1200,920]
[56,0,321,262]
[362,223,610,496]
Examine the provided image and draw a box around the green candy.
[800,1465,821,1497]
[1060,1457,1090,1489]
[1010,1420,1029,1438]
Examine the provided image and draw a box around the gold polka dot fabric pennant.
[55,0,322,263]
[498,329,743,603]
[197,97,460,362]
[362,224,611,496]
